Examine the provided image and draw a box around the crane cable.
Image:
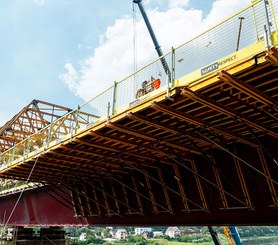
[3,155,39,228]
[132,2,138,73]
[132,2,138,95]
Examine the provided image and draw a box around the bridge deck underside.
[1,57,278,225]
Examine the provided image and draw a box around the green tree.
[102,228,110,238]
[87,235,104,244]
[128,235,147,244]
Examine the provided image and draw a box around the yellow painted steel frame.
[223,226,236,245]
[1,41,277,175]
[174,40,267,89]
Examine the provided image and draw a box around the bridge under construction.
[0,0,278,226]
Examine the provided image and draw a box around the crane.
[223,226,236,245]
[133,0,171,80]
[223,226,243,245]
[229,226,243,245]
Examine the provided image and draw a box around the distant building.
[103,237,116,243]
[153,231,164,237]
[114,229,128,240]
[165,227,180,238]
[134,227,152,235]
[142,231,153,239]
[79,233,87,241]
[180,229,202,235]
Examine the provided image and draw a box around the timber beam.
[180,88,278,138]
[218,70,278,107]
[151,102,257,147]
[265,47,278,66]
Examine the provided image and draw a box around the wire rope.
[133,2,138,73]
[133,2,138,95]
[3,156,39,228]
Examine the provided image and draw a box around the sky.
[0,0,251,126]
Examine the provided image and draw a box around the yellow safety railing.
[0,0,277,181]
[0,179,42,196]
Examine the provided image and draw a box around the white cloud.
[59,63,79,96]
[203,0,250,28]
[60,0,250,101]
[168,0,189,8]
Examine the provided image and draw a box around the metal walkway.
[0,0,278,226]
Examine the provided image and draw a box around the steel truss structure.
[0,100,72,152]
[0,100,73,195]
